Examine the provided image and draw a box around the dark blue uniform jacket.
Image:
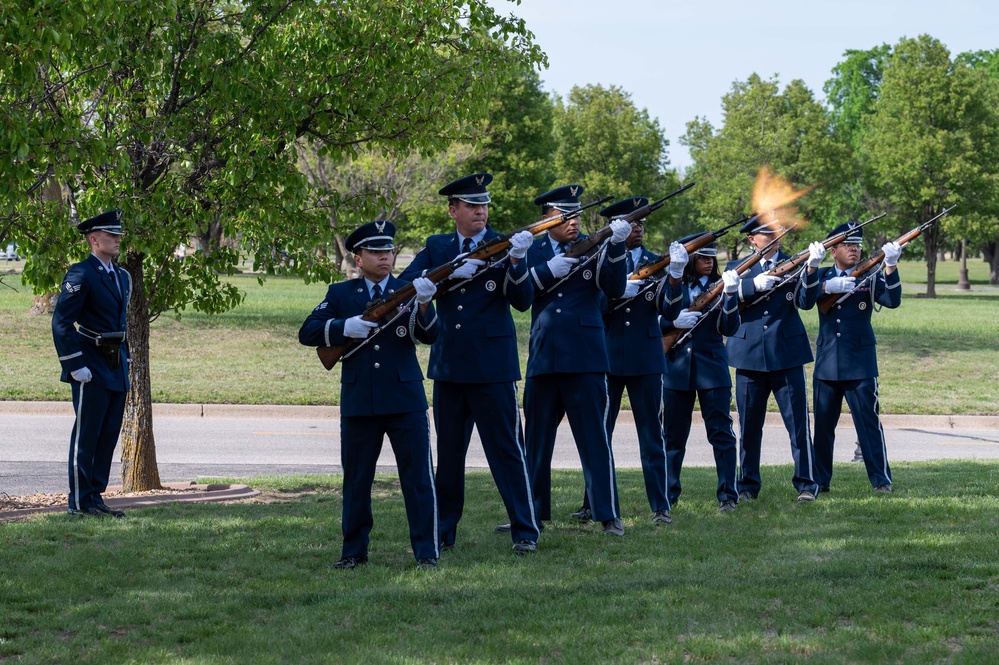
[298,276,439,417]
[399,229,532,383]
[52,255,131,391]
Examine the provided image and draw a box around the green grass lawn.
[1,258,996,414]
[2,464,998,664]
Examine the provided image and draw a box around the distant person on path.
[812,222,902,494]
[51,210,131,518]
[299,220,441,570]
[399,173,540,555]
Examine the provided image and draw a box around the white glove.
[722,270,739,295]
[449,258,485,280]
[668,242,688,279]
[344,315,378,339]
[70,367,92,383]
[807,241,826,268]
[753,273,778,292]
[413,277,436,304]
[546,254,579,279]
[882,241,902,267]
[508,231,533,259]
[609,219,632,244]
[672,309,702,330]
[824,275,855,294]
[623,279,644,298]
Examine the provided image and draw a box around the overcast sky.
[488,0,998,171]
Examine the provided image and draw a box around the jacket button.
[556,308,562,314]
[625,308,631,313]
[837,305,842,310]
[455,324,462,330]
[836,333,841,338]
[763,325,768,330]
[557,292,564,298]
[763,310,769,315]
[373,345,380,351]
[374,363,381,368]
[836,319,841,324]
[457,305,463,311]
[460,288,466,294]
[625,321,631,327]
[687,348,692,353]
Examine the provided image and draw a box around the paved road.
[2,402,997,497]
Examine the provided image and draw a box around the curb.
[1,400,996,429]
[0,482,260,522]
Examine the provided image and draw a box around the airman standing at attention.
[52,210,131,519]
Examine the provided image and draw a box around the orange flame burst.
[750,166,818,232]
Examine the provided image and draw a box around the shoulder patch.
[63,282,81,294]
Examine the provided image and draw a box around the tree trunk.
[985,237,999,285]
[119,249,162,492]
[30,293,59,315]
[922,214,939,298]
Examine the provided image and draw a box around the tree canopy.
[1,0,544,489]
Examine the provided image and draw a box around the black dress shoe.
[94,504,126,518]
[68,507,104,517]
[494,522,512,533]
[332,556,367,570]
[569,506,592,521]
[512,539,537,554]
[416,557,437,570]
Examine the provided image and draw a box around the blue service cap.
[599,197,648,220]
[826,221,863,244]
[677,232,717,257]
[534,184,584,213]
[740,214,778,235]
[439,173,492,205]
[77,210,124,235]
[345,220,396,254]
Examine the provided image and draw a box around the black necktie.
[763,260,772,272]
[109,267,120,296]
[371,283,382,300]
[626,252,635,274]
[557,242,567,255]
[462,237,473,254]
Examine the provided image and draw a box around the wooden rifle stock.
[316,196,613,370]
[739,213,886,312]
[816,205,956,314]
[661,227,789,353]
[563,183,694,260]
[631,212,753,281]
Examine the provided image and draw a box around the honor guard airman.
[726,217,823,503]
[399,173,540,555]
[299,220,442,570]
[519,184,631,536]
[660,235,743,512]
[569,197,686,525]
[52,210,131,518]
[812,222,902,493]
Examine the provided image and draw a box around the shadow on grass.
[2,463,998,664]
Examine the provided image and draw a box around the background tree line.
[2,0,997,493]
